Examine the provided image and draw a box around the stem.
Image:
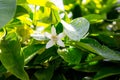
[3,26,7,38]
[33,5,37,30]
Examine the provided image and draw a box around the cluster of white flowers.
[31,26,65,49]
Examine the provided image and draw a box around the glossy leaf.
[77,38,120,60]
[61,17,89,41]
[57,47,82,65]
[94,66,120,80]
[23,44,45,64]
[0,33,29,80]
[0,0,16,28]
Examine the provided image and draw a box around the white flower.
[31,27,46,40]
[45,26,65,49]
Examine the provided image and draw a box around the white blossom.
[45,26,65,49]
[31,27,46,40]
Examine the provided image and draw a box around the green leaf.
[23,44,45,64]
[63,0,76,5]
[84,14,106,23]
[94,66,120,80]
[61,17,90,41]
[17,0,27,4]
[34,47,57,64]
[26,0,48,6]
[63,12,71,23]
[41,8,60,24]
[0,75,5,80]
[15,5,29,17]
[51,73,67,80]
[0,0,16,28]
[34,65,54,80]
[77,38,120,61]
[0,65,7,74]
[34,57,62,80]
[52,9,61,23]
[0,33,29,80]
[76,41,97,53]
[0,28,6,40]
[73,62,101,72]
[100,0,117,13]
[95,34,118,48]
[57,47,82,65]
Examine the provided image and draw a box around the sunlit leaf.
[0,33,29,80]
[63,12,71,23]
[17,0,27,4]
[63,0,76,5]
[0,0,119,79]
[41,8,60,24]
[0,29,6,40]
[15,5,30,17]
[61,17,89,41]
[17,14,32,25]
[27,0,48,6]
[52,9,61,23]
[0,0,16,28]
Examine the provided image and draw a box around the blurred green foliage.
[0,0,120,80]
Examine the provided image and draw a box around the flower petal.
[44,32,51,39]
[51,26,57,35]
[31,33,46,40]
[46,40,55,49]
[57,39,65,47]
[58,32,65,39]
